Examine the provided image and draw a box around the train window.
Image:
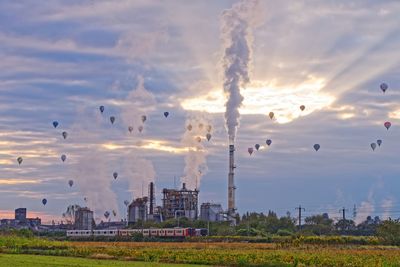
[104,231,107,234]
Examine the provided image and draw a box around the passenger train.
[67,228,207,238]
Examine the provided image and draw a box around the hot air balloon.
[380,83,388,93]
[313,144,320,151]
[206,125,212,132]
[187,124,193,131]
[42,199,47,206]
[112,210,117,217]
[104,211,110,219]
[61,154,66,162]
[248,147,254,155]
[110,116,115,124]
[68,180,73,187]
[17,157,23,165]
[113,172,118,179]
[269,112,274,120]
[196,136,201,143]
[300,105,305,111]
[128,126,133,133]
[371,143,377,151]
[206,133,212,141]
[384,121,391,130]
[198,123,204,129]
[84,197,88,202]
[99,106,105,113]
[62,131,68,139]
[164,112,169,118]
[255,144,260,150]
[266,139,272,146]
[124,200,129,206]
[138,126,143,133]
[141,115,147,123]
[52,121,59,128]
[377,139,382,146]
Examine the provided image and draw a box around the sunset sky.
[1,0,400,223]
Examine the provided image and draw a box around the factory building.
[128,197,148,224]
[162,183,199,220]
[200,203,224,222]
[15,208,27,223]
[74,207,94,230]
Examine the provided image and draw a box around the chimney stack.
[228,144,236,216]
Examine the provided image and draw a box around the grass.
[0,254,204,267]
[2,235,400,266]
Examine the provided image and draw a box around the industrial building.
[74,207,94,230]
[162,183,199,220]
[128,197,148,224]
[15,208,27,222]
[200,203,224,222]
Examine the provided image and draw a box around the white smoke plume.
[120,75,157,200]
[180,117,213,190]
[68,107,119,222]
[381,198,394,220]
[123,155,156,199]
[121,75,157,133]
[221,0,261,143]
[355,190,375,224]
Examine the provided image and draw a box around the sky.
[1,0,400,224]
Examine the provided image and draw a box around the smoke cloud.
[221,0,261,143]
[180,117,212,190]
[120,75,157,200]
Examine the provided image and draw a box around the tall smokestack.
[228,144,236,216]
[149,182,154,215]
[221,0,260,218]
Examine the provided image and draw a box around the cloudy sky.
[1,0,400,223]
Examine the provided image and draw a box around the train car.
[93,229,118,237]
[67,230,92,237]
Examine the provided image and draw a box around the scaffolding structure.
[162,183,199,220]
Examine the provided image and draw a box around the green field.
[0,254,204,267]
[2,235,400,266]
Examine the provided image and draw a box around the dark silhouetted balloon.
[61,154,67,162]
[266,139,272,146]
[68,180,73,187]
[84,197,88,202]
[99,106,105,113]
[269,112,274,119]
[42,199,47,206]
[313,144,320,151]
[371,143,377,151]
[380,83,388,93]
[113,172,118,179]
[206,133,212,141]
[377,139,382,147]
[53,121,59,128]
[110,116,115,124]
[187,124,193,131]
[104,211,110,219]
[164,112,169,118]
[248,147,254,155]
[300,105,305,111]
[128,126,133,133]
[112,210,117,217]
[206,125,212,132]
[141,115,147,123]
[124,200,129,206]
[384,121,391,130]
[138,126,143,133]
[62,131,68,139]
[255,144,260,150]
[17,157,23,165]
[196,136,201,143]
[198,123,204,129]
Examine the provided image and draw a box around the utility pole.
[295,205,305,229]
